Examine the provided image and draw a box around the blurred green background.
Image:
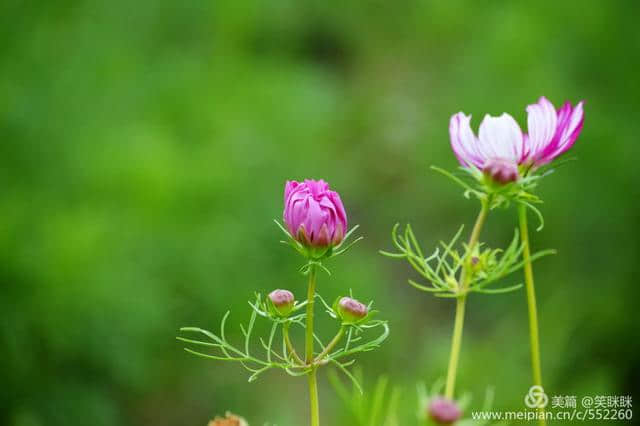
[2,1,639,425]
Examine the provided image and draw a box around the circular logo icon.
[581,396,594,408]
[524,385,549,408]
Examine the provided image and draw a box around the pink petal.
[315,223,331,246]
[284,180,299,205]
[327,190,347,231]
[536,101,584,165]
[304,179,328,198]
[554,101,584,152]
[296,224,310,245]
[304,197,328,241]
[332,221,344,245]
[525,96,557,162]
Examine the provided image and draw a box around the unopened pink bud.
[337,297,368,324]
[268,289,295,317]
[428,397,461,425]
[283,179,348,249]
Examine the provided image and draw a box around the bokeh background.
[2,1,639,425]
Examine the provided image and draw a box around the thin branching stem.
[314,326,345,363]
[284,322,305,365]
[445,198,490,399]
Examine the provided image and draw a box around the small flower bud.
[428,397,461,425]
[208,412,248,426]
[470,255,482,275]
[337,296,368,324]
[268,289,295,317]
[483,158,519,184]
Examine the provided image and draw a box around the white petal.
[449,112,483,167]
[478,113,523,163]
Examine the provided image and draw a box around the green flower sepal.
[274,220,363,270]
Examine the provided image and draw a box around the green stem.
[444,296,466,399]
[518,204,546,426]
[444,200,489,399]
[284,322,304,365]
[308,367,320,426]
[305,265,320,426]
[314,326,345,363]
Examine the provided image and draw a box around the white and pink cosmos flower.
[449,97,584,183]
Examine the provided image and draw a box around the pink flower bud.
[268,289,295,317]
[483,158,519,184]
[428,397,461,425]
[337,296,368,324]
[283,179,348,250]
[208,412,248,426]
